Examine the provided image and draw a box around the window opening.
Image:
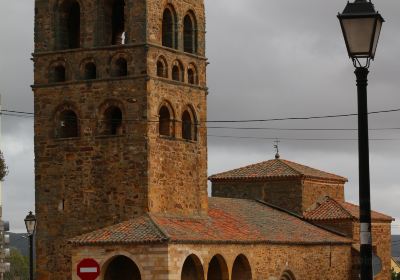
[157,60,166,78]
[184,14,196,53]
[59,0,80,49]
[172,65,181,81]
[84,63,97,80]
[58,110,78,138]
[182,111,193,140]
[162,8,177,48]
[188,68,196,84]
[159,106,172,137]
[52,65,66,83]
[114,58,128,77]
[111,0,125,45]
[103,106,123,135]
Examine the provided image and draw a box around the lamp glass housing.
[338,1,384,59]
[24,211,37,235]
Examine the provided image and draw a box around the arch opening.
[232,255,252,280]
[157,59,167,78]
[51,65,66,83]
[207,255,229,280]
[84,62,97,80]
[103,0,125,45]
[102,106,123,135]
[113,57,128,77]
[104,255,141,280]
[172,64,183,82]
[59,0,80,49]
[187,68,197,85]
[182,110,196,141]
[162,7,177,49]
[181,254,205,280]
[280,270,296,280]
[57,110,78,138]
[184,14,197,53]
[159,105,173,137]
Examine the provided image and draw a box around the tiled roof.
[69,215,167,245]
[208,159,347,182]
[303,197,393,222]
[70,197,351,246]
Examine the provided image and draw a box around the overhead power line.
[1,106,400,123]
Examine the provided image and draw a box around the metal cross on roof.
[274,139,280,159]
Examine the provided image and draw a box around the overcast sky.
[0,0,399,235]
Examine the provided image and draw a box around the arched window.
[162,7,177,49]
[232,255,252,280]
[103,106,123,135]
[84,62,97,80]
[280,270,296,280]
[157,58,168,78]
[181,254,204,280]
[207,255,229,280]
[59,0,80,49]
[113,57,128,77]
[182,109,197,141]
[57,110,78,138]
[104,255,141,280]
[159,105,173,137]
[187,65,198,85]
[172,61,183,82]
[184,13,197,53]
[50,65,66,83]
[103,0,125,45]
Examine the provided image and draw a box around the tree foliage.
[4,248,29,280]
[0,150,8,181]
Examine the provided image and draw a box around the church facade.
[32,0,392,279]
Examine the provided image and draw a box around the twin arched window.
[158,104,197,141]
[162,7,198,54]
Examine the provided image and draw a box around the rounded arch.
[172,60,184,82]
[158,101,175,137]
[231,254,252,280]
[181,254,205,280]
[80,59,97,80]
[181,105,197,141]
[183,11,198,54]
[57,0,81,49]
[207,254,229,280]
[187,63,198,85]
[49,60,68,83]
[53,103,80,138]
[111,53,131,77]
[98,99,125,136]
[162,5,178,49]
[103,255,141,280]
[156,56,168,78]
[280,270,296,280]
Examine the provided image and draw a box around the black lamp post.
[338,1,384,279]
[24,211,37,280]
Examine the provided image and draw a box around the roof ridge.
[256,200,349,238]
[147,212,170,241]
[327,198,355,219]
[280,159,347,181]
[277,159,303,176]
[208,159,274,179]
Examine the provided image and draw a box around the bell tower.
[33,0,207,278]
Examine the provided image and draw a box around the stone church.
[32,0,393,279]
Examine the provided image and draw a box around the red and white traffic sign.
[77,258,100,280]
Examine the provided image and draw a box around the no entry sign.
[77,258,100,280]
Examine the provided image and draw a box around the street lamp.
[24,211,36,280]
[338,1,384,280]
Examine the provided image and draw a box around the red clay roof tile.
[208,159,347,182]
[70,197,351,245]
[303,197,393,222]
